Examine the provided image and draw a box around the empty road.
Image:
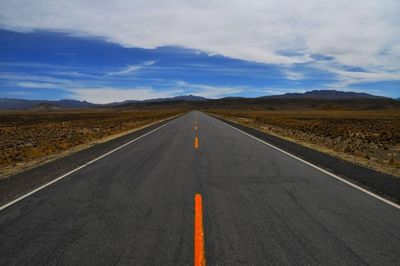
[1,111,400,265]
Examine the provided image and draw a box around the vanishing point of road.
[1,111,399,265]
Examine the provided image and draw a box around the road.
[1,111,400,265]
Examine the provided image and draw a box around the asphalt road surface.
[1,111,400,265]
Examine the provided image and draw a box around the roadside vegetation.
[207,109,400,177]
[0,109,184,178]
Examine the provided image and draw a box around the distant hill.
[104,100,140,107]
[0,95,207,109]
[143,95,208,103]
[198,90,399,111]
[0,98,96,109]
[259,90,388,100]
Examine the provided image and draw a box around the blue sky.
[0,1,399,103]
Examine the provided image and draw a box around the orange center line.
[194,194,206,266]
[194,136,199,149]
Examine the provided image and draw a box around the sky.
[0,0,399,103]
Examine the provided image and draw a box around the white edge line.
[0,117,177,211]
[211,115,400,210]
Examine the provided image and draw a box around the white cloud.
[107,61,156,75]
[262,88,307,95]
[0,0,398,71]
[69,87,180,103]
[14,81,61,89]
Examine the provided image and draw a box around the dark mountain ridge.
[259,90,387,100]
[143,95,208,103]
[0,90,397,109]
[0,98,95,109]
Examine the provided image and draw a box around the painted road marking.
[212,115,400,210]
[194,117,199,148]
[0,117,179,212]
[195,194,206,266]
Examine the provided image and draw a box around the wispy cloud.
[0,73,73,86]
[51,71,97,78]
[107,61,156,76]
[175,81,244,98]
[14,81,61,89]
[310,60,400,89]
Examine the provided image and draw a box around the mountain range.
[0,99,95,109]
[0,90,396,109]
[260,90,388,100]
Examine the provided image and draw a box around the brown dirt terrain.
[0,109,184,178]
[207,109,400,177]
